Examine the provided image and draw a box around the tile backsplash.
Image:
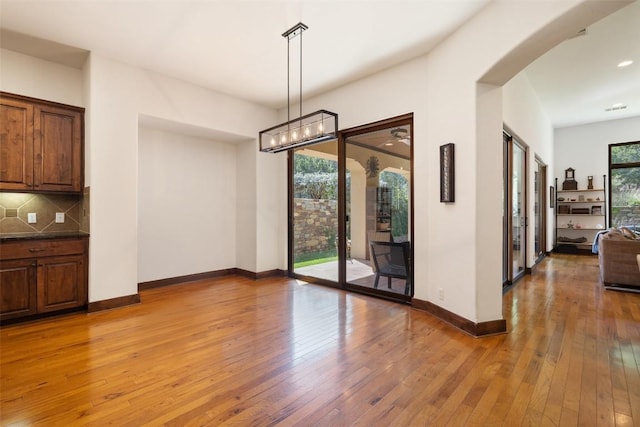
[0,188,90,235]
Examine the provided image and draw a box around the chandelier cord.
[299,28,303,121]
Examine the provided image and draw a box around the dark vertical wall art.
[440,143,455,202]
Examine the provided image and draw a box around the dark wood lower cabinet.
[0,237,88,322]
[37,254,86,313]
[0,259,38,320]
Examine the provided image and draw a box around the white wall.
[0,48,84,106]
[235,141,258,272]
[255,150,288,272]
[503,71,555,262]
[85,53,278,302]
[137,127,238,282]
[555,116,640,189]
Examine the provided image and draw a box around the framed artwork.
[550,186,555,208]
[440,143,455,202]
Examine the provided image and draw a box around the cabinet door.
[37,254,86,312]
[34,104,83,192]
[0,258,38,321]
[0,97,34,191]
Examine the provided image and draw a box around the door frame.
[503,128,529,286]
[287,113,414,303]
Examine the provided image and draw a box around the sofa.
[598,227,640,289]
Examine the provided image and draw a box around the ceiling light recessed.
[605,103,627,112]
[618,60,633,68]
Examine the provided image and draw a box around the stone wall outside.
[294,198,338,256]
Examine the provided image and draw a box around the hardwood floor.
[1,254,639,426]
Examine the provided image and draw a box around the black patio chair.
[369,241,411,295]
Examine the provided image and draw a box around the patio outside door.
[342,117,413,302]
[288,115,413,303]
[290,140,340,284]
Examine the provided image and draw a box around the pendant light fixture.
[259,22,338,153]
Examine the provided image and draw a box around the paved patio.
[294,258,373,283]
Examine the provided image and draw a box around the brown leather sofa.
[599,228,640,289]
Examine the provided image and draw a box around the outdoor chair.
[369,241,411,295]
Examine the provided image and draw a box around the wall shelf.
[557,188,605,193]
[554,175,607,254]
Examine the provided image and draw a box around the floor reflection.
[295,259,410,295]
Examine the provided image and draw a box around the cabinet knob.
[28,248,46,253]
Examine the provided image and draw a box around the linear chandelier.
[259,22,338,153]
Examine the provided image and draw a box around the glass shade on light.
[259,109,338,153]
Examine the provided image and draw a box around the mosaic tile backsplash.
[0,188,90,235]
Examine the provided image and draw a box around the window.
[610,141,640,228]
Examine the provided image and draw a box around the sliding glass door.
[288,115,414,302]
[342,118,413,301]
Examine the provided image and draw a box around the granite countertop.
[0,231,90,242]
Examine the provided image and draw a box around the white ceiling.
[0,0,490,108]
[524,0,640,128]
[0,0,638,129]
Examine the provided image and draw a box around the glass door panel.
[291,141,339,283]
[534,161,547,261]
[343,123,412,301]
[512,142,527,281]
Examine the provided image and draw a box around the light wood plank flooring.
[1,254,639,425]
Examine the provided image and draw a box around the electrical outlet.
[438,288,445,301]
[56,212,65,223]
[27,212,37,224]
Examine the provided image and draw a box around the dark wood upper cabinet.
[0,96,34,190]
[35,104,83,192]
[0,92,84,193]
